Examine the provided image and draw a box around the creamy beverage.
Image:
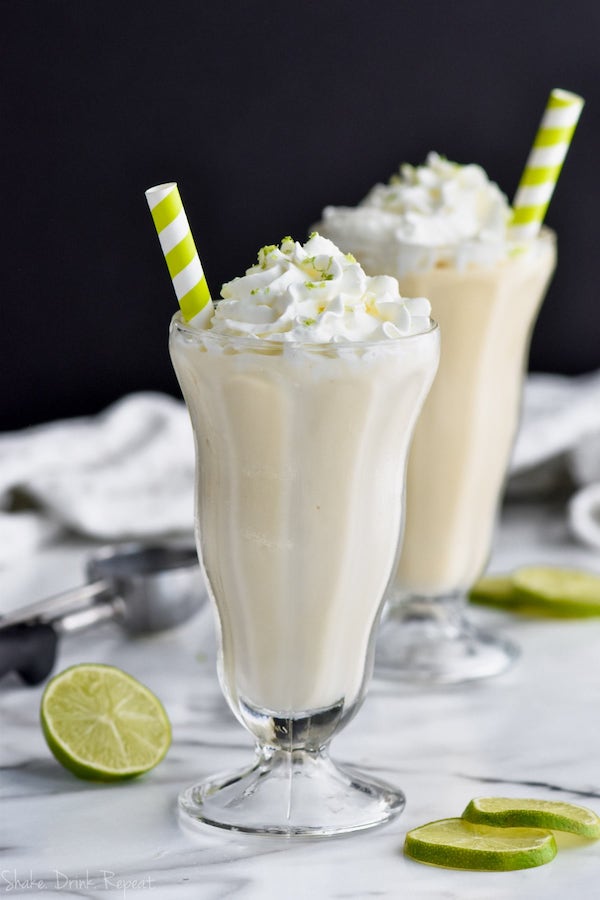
[391,235,555,594]
[317,155,556,682]
[319,154,556,598]
[170,234,439,716]
[172,234,439,835]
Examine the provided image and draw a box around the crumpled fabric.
[510,369,600,551]
[0,393,195,565]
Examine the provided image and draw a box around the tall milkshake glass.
[375,230,556,682]
[317,89,583,683]
[316,147,562,683]
[169,237,439,835]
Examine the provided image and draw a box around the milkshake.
[170,233,439,833]
[318,154,556,681]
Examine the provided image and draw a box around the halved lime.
[41,663,171,781]
[513,567,600,617]
[404,817,556,870]
[463,797,600,838]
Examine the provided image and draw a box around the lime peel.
[404,817,557,871]
[41,663,171,781]
[463,797,600,839]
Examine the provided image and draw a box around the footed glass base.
[179,746,405,837]
[375,593,519,685]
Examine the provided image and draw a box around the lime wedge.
[41,663,171,781]
[513,567,600,617]
[404,817,556,871]
[463,797,600,838]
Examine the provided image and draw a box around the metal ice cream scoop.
[0,542,205,685]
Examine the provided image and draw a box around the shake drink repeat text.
[1,868,154,897]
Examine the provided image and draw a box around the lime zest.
[257,243,277,268]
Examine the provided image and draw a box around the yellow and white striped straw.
[145,182,213,324]
[509,88,584,241]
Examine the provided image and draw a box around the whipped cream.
[318,153,514,275]
[209,233,431,342]
[361,152,510,245]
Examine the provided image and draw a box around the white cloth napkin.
[510,369,600,551]
[511,369,600,477]
[1,373,599,566]
[0,393,195,565]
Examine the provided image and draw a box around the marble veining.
[1,500,600,899]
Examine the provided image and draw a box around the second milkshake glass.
[170,314,439,835]
[376,230,556,683]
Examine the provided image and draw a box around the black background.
[2,0,598,431]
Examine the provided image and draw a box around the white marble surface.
[1,499,600,899]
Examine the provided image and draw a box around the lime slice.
[512,567,600,617]
[41,663,171,781]
[470,568,600,618]
[469,575,552,616]
[469,575,521,610]
[404,817,556,871]
[463,797,600,838]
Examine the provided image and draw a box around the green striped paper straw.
[145,182,213,324]
[509,89,584,241]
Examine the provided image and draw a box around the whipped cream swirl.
[318,153,514,275]
[209,233,431,342]
[361,152,510,245]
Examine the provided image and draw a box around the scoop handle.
[0,623,59,685]
[0,579,112,630]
